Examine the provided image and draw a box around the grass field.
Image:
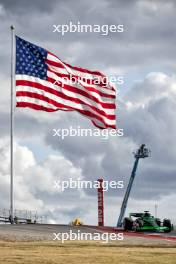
[0,241,176,264]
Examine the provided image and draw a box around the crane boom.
[117,144,150,227]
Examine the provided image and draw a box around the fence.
[0,209,47,224]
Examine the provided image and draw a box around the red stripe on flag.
[16,90,115,121]
[16,96,115,129]
[16,79,116,108]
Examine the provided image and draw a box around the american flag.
[15,36,116,129]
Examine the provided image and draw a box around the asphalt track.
[0,224,176,244]
[95,225,176,239]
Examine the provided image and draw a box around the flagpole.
[10,25,15,224]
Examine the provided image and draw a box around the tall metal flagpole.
[10,25,15,224]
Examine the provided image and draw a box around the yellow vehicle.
[70,218,83,226]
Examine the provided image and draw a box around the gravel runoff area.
[0,224,176,246]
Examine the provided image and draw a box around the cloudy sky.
[0,0,176,226]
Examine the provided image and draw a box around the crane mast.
[117,144,150,227]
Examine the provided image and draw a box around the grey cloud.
[1,0,176,76]
[0,0,58,14]
[44,73,176,201]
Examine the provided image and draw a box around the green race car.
[123,211,173,232]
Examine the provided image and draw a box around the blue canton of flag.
[16,36,48,80]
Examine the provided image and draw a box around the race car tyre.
[136,219,143,227]
[123,217,133,231]
[163,219,172,232]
